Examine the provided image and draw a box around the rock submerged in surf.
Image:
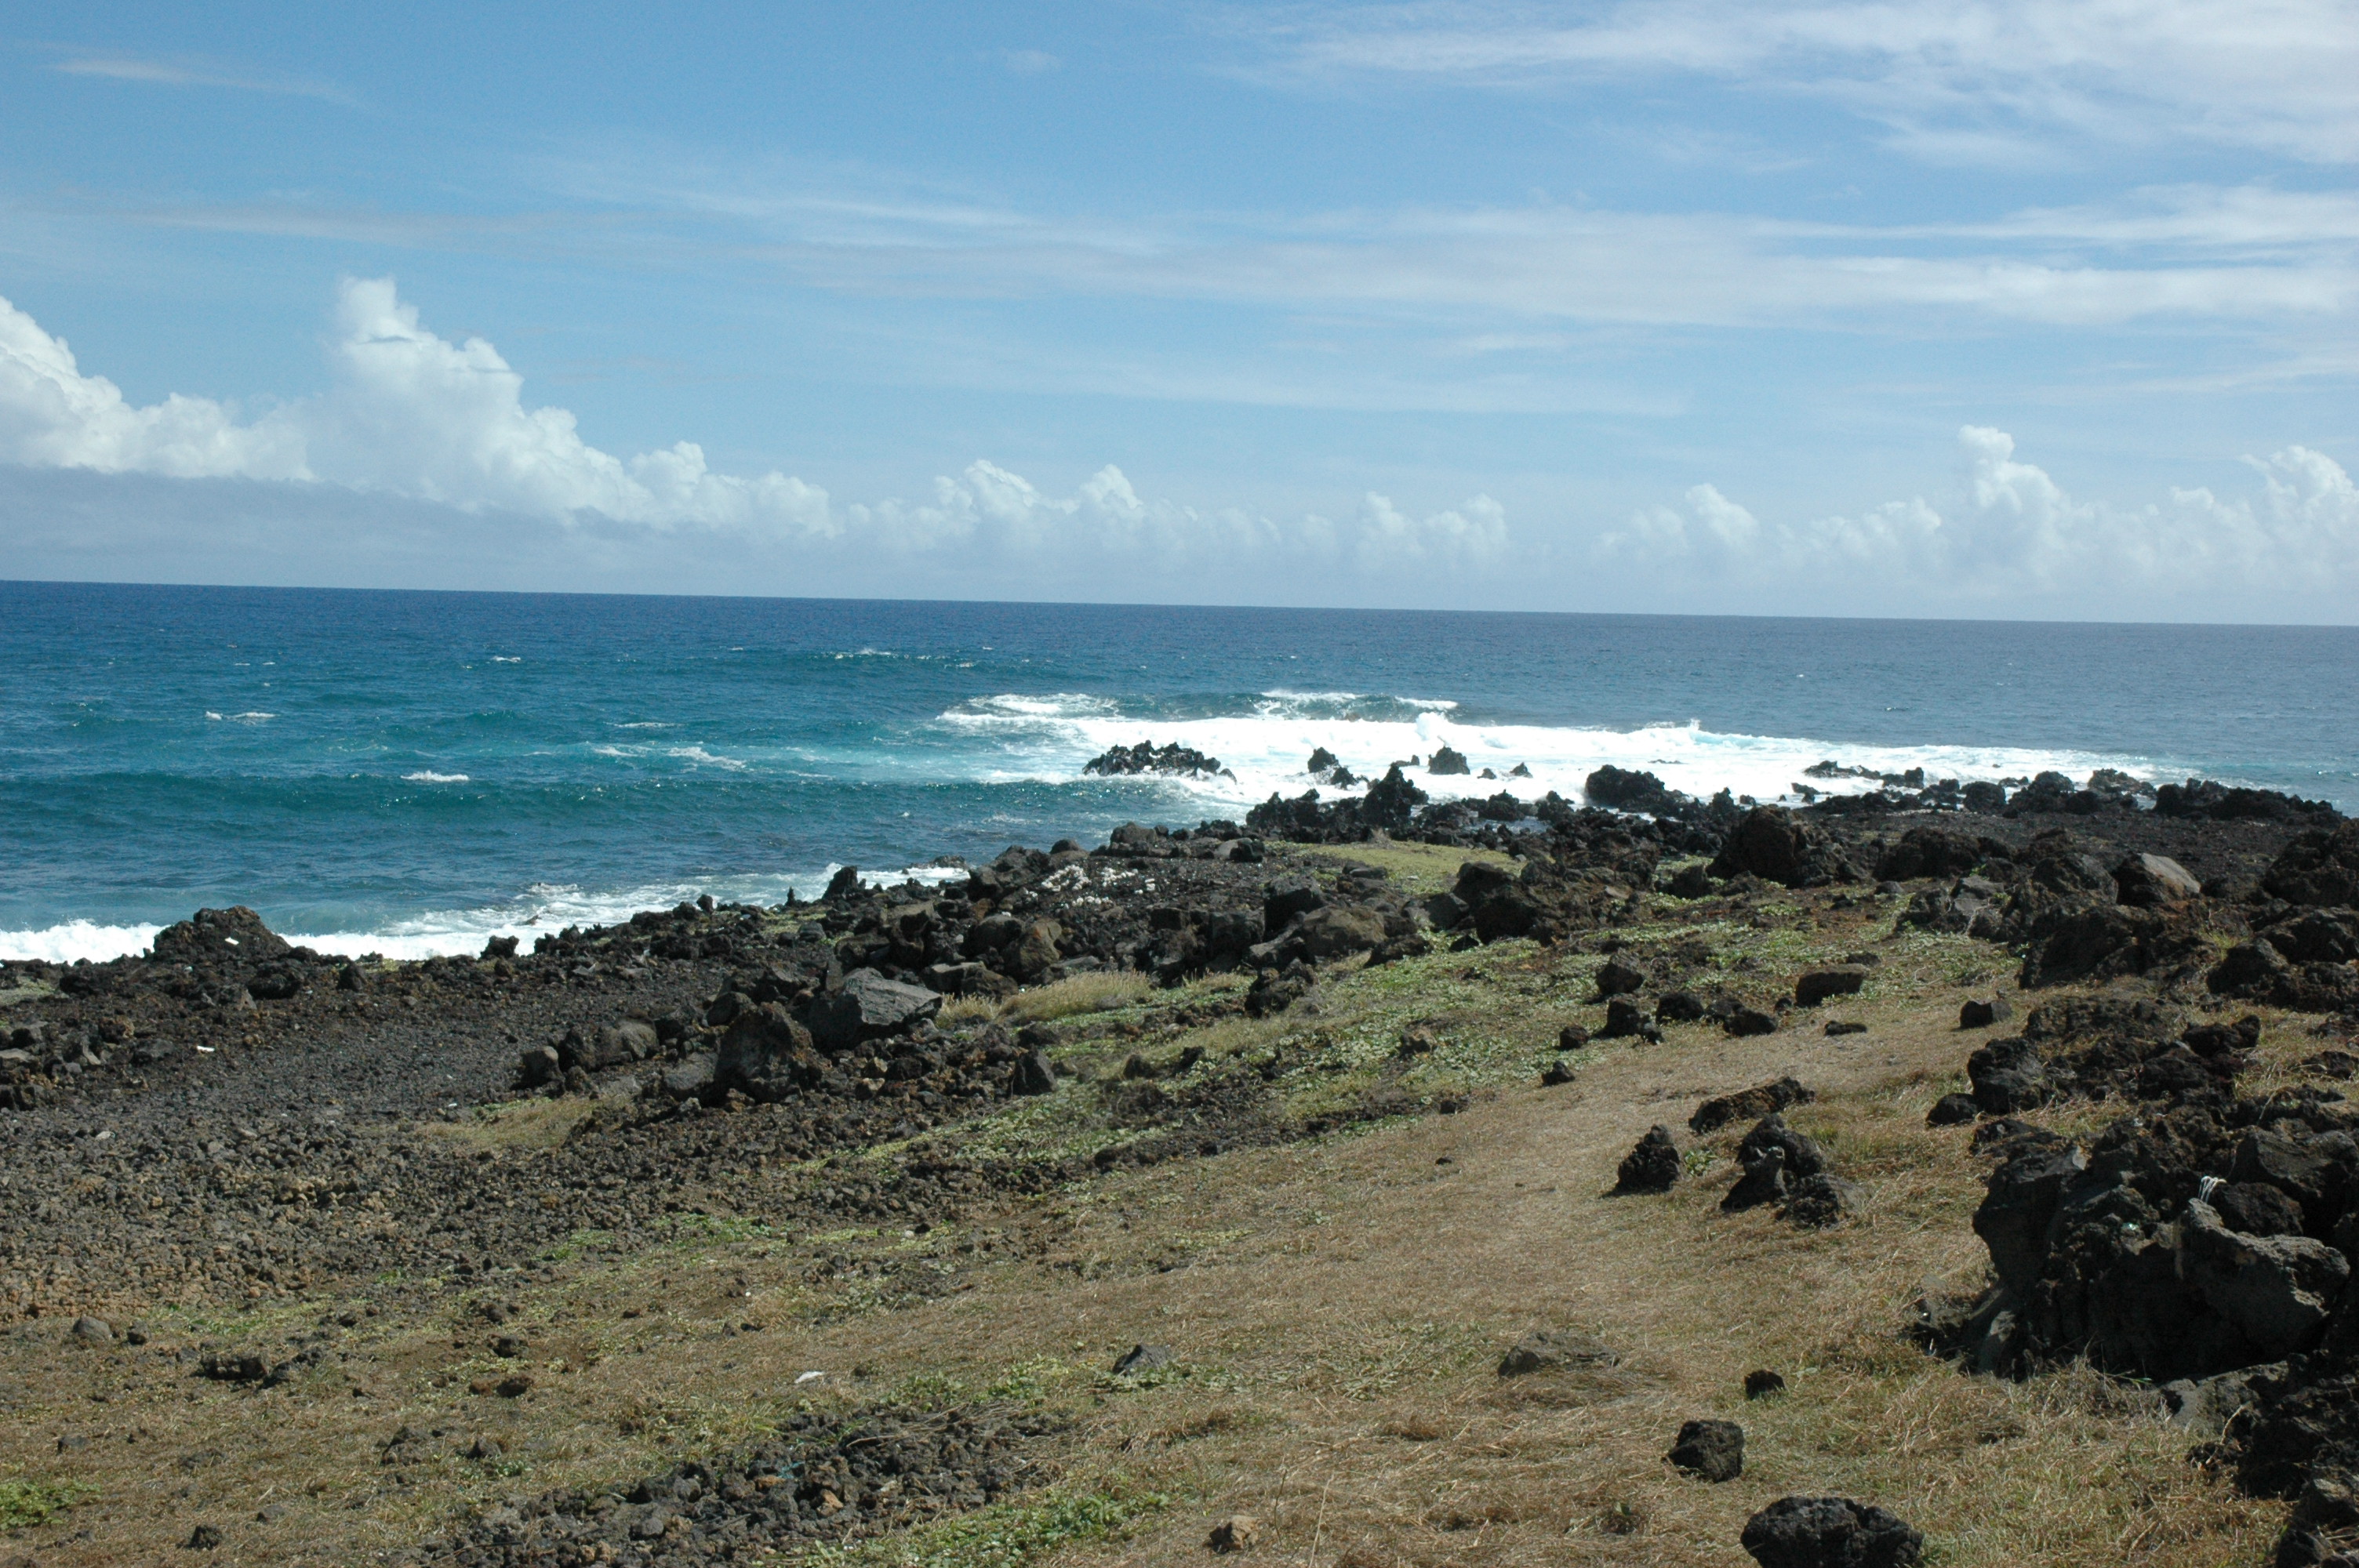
[1082,741,1233,779]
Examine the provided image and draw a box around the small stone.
[468,1436,504,1461]
[1558,1024,1590,1051]
[70,1315,114,1345]
[184,1524,225,1550]
[256,1502,289,1523]
[1744,1369,1787,1399]
[1823,1021,1868,1037]
[1540,1058,1579,1087]
[1398,1026,1438,1056]
[1667,1418,1745,1482]
[1113,1344,1172,1375]
[1723,1006,1779,1037]
[491,1334,528,1358]
[1208,1515,1261,1552]
[1794,967,1868,1007]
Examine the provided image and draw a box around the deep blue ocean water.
[3,579,2354,960]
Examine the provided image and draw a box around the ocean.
[3,579,2354,963]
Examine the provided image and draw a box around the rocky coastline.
[5,760,2358,1566]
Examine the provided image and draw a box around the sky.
[1,0,2355,619]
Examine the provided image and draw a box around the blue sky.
[1,0,2354,616]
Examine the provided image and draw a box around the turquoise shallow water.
[3,579,2354,960]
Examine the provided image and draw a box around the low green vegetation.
[0,1479,97,1529]
[805,1481,1168,1568]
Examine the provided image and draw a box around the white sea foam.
[0,920,166,965]
[402,771,470,783]
[0,861,972,965]
[933,691,2168,816]
[205,710,277,723]
[667,746,748,771]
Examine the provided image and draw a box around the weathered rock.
[1739,1496,1924,1568]
[1207,1515,1261,1553]
[1926,1093,1980,1127]
[2179,1201,2350,1359]
[2264,821,2359,907]
[1691,1077,1814,1134]
[1497,1329,1616,1377]
[1958,996,2013,1029]
[1598,997,1660,1043]
[1667,1419,1745,1483]
[1613,1127,1681,1194]
[1967,1036,2048,1115]
[714,1004,822,1102]
[2114,853,2203,906]
[150,906,293,969]
[1721,1006,1779,1038]
[1112,1344,1172,1375]
[1593,957,1648,998]
[1709,807,1856,889]
[800,970,942,1051]
[1293,904,1388,961]
[1973,1142,2087,1289]
[1780,1173,1863,1228]
[1744,1370,1787,1399]
[1794,967,1868,1007]
[1427,746,1471,775]
[1012,1050,1056,1096]
[70,1315,114,1345]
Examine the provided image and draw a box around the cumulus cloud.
[1603,425,2359,601]
[0,279,1510,583]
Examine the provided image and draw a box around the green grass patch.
[808,1481,1168,1568]
[0,1479,98,1530]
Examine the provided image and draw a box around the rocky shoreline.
[5,763,2358,1566]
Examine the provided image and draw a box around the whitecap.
[402,771,470,783]
[666,746,749,771]
[0,919,165,964]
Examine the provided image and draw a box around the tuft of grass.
[419,1097,598,1152]
[0,1479,98,1529]
[1297,838,1514,895]
[809,1481,1167,1568]
[936,994,1001,1027]
[1000,972,1151,1025]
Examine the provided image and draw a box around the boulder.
[714,1004,822,1102]
[1958,996,2013,1029]
[1613,1127,1681,1194]
[1873,826,1982,882]
[1691,1077,1814,1135]
[2264,822,2359,907]
[1739,1496,1924,1568]
[1781,1173,1863,1228]
[1973,1143,2087,1289]
[1111,1344,1172,1374]
[1598,997,1659,1042]
[1709,807,1856,888]
[1967,1036,2048,1114]
[1263,877,1327,930]
[1794,967,1868,1007]
[150,906,294,968]
[799,970,942,1051]
[1012,1050,1056,1096]
[2179,1201,2350,1359]
[1585,765,1687,815]
[1721,1006,1779,1038]
[2114,853,2203,906]
[1293,904,1388,961]
[1427,746,1471,775]
[1667,1419,1745,1483]
[1593,957,1648,998]
[1925,1093,1979,1127]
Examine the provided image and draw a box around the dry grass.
[0,891,2298,1566]
[415,1095,600,1151]
[1296,839,1514,895]
[1001,972,1154,1025]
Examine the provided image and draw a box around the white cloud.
[1270,0,2359,165]
[0,279,1513,584]
[1602,424,2359,600]
[0,278,833,535]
